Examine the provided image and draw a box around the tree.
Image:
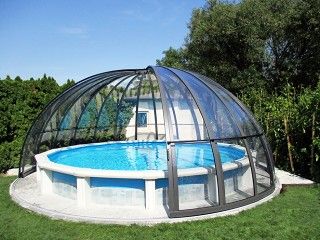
[156,47,187,69]
[158,0,320,93]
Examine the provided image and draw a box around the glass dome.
[19,66,275,217]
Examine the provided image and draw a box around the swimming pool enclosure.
[19,66,276,218]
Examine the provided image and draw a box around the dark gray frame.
[19,66,276,218]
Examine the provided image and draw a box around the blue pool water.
[48,142,245,171]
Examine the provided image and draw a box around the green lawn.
[0,176,319,240]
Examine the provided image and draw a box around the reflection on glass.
[218,139,254,203]
[169,68,241,139]
[248,137,272,193]
[174,142,219,210]
[156,67,208,141]
[137,112,147,127]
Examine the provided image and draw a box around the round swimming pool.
[35,141,251,211]
[47,141,245,170]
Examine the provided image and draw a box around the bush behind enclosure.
[0,75,74,173]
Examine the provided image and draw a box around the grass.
[0,176,319,240]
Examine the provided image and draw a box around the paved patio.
[275,168,314,185]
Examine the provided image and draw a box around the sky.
[0,0,205,84]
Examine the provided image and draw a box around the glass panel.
[216,90,257,136]
[136,76,151,140]
[74,90,106,143]
[74,129,95,144]
[39,132,54,152]
[78,95,100,129]
[193,73,260,136]
[174,142,219,210]
[135,73,165,141]
[152,74,166,140]
[43,77,105,133]
[75,76,128,143]
[156,67,208,141]
[169,68,241,139]
[54,75,120,145]
[60,111,73,130]
[55,129,74,147]
[20,72,140,177]
[95,76,135,141]
[247,137,272,193]
[20,72,121,175]
[116,77,139,140]
[217,139,254,203]
[95,97,117,141]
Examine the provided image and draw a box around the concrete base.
[3,168,19,176]
[10,173,283,225]
[275,168,314,185]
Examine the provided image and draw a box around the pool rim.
[35,140,251,180]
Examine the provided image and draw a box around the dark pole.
[134,75,143,140]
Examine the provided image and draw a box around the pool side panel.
[90,177,146,207]
[52,171,77,200]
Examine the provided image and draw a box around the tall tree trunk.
[284,116,294,172]
[266,112,270,134]
[310,111,316,177]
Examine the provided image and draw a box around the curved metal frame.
[19,66,276,218]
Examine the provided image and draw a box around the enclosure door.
[166,141,220,217]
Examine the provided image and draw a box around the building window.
[137,112,147,127]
